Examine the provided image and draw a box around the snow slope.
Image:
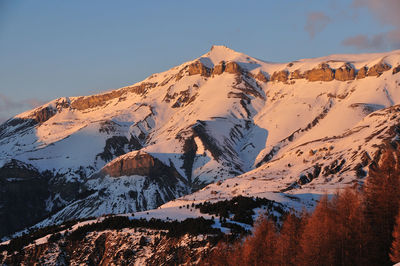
[1,45,400,233]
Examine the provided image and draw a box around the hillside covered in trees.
[202,148,400,265]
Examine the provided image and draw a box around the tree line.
[202,148,400,265]
[195,195,284,225]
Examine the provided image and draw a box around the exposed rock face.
[192,121,224,161]
[225,61,242,74]
[213,61,226,75]
[187,61,211,77]
[71,83,157,111]
[28,98,72,124]
[31,106,57,123]
[289,69,304,80]
[367,61,391,77]
[127,83,158,95]
[298,164,321,185]
[357,66,368,79]
[0,118,37,139]
[305,63,335,82]
[271,70,289,82]
[254,71,268,82]
[393,65,400,75]
[335,63,355,81]
[171,88,198,108]
[96,136,142,162]
[211,61,243,76]
[101,151,183,182]
[53,151,190,214]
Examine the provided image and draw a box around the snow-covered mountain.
[1,45,400,236]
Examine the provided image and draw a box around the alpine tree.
[363,147,400,265]
[390,210,400,263]
[275,212,304,265]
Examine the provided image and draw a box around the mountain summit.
[1,47,400,237]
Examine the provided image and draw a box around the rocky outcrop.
[335,63,355,81]
[72,91,122,110]
[271,70,289,82]
[188,61,211,77]
[254,71,268,82]
[192,121,224,161]
[213,61,226,75]
[171,88,198,108]
[25,98,72,124]
[181,136,197,184]
[122,83,157,97]
[393,65,400,75]
[96,136,142,162]
[0,118,37,139]
[356,66,368,79]
[322,159,346,176]
[367,61,391,77]
[211,61,243,76]
[298,164,321,185]
[289,69,304,80]
[305,63,335,82]
[31,106,57,123]
[71,83,157,111]
[101,152,183,183]
[225,61,242,74]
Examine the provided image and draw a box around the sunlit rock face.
[335,63,355,81]
[305,63,335,81]
[367,61,391,77]
[271,70,289,82]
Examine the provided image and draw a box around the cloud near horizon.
[342,0,400,50]
[305,12,331,39]
[0,93,47,123]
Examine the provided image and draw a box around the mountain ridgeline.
[1,45,400,240]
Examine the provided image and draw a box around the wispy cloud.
[342,0,400,50]
[342,33,385,50]
[0,94,47,123]
[305,12,331,39]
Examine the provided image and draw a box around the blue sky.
[0,0,399,122]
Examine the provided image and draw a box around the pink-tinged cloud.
[352,0,400,26]
[342,33,385,50]
[344,0,400,50]
[305,12,331,38]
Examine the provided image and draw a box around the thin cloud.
[352,0,400,26]
[0,94,23,112]
[343,0,400,50]
[342,33,385,50]
[305,12,331,39]
[0,93,47,123]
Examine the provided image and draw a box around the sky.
[1,0,400,122]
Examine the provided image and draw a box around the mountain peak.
[210,45,237,53]
[200,45,249,67]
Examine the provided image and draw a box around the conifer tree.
[363,148,400,265]
[299,195,338,265]
[241,216,278,265]
[390,211,400,263]
[333,187,368,265]
[275,212,304,265]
